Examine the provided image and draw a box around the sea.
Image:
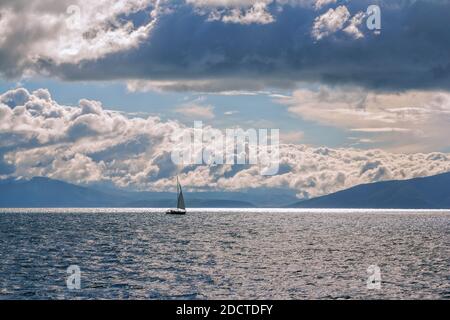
[0,208,448,300]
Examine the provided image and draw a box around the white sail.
[177,177,185,210]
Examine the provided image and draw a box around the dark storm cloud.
[4,0,450,91]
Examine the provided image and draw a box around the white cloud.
[2,87,450,199]
[175,103,215,119]
[311,6,367,40]
[314,0,336,10]
[186,0,314,9]
[191,1,275,25]
[189,0,320,25]
[343,11,365,39]
[126,78,272,93]
[0,0,163,76]
[278,86,450,152]
[224,110,239,115]
[186,0,270,7]
[221,2,275,24]
[311,5,350,40]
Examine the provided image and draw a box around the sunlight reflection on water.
[0,209,449,299]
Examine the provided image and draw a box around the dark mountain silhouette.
[0,177,126,207]
[289,172,450,209]
[0,177,257,208]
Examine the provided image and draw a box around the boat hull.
[166,209,186,215]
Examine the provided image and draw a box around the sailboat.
[166,176,186,215]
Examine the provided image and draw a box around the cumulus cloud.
[278,86,450,152]
[311,5,350,40]
[343,11,365,39]
[0,87,180,187]
[190,0,276,24]
[2,87,450,198]
[221,2,275,24]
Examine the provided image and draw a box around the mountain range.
[289,171,450,209]
[0,177,295,208]
[1,172,450,208]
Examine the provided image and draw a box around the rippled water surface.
[0,209,448,300]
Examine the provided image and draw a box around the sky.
[1,0,450,199]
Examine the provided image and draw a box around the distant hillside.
[0,177,258,208]
[104,188,297,208]
[125,199,255,208]
[289,172,450,209]
[0,177,125,207]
